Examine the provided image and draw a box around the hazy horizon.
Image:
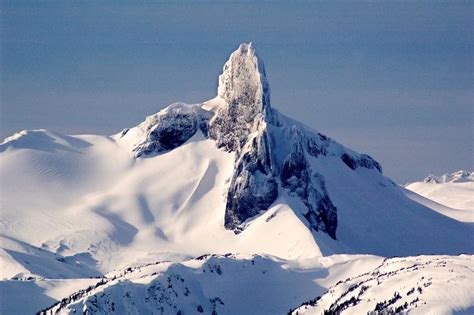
[2,1,472,183]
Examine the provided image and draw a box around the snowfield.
[405,171,474,223]
[291,255,474,315]
[1,43,473,314]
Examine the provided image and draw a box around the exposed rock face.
[124,43,384,239]
[209,42,272,152]
[224,129,278,231]
[341,153,382,173]
[207,43,343,237]
[208,43,279,232]
[130,103,210,157]
[280,139,337,239]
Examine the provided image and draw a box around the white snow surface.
[405,170,474,222]
[1,43,473,314]
[292,255,474,315]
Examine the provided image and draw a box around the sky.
[1,1,473,183]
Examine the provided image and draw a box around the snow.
[403,187,474,223]
[405,171,474,212]
[38,254,385,315]
[292,255,474,315]
[31,254,474,315]
[0,128,329,276]
[1,43,473,314]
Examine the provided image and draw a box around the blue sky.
[1,1,472,183]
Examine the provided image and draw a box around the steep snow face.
[405,170,474,212]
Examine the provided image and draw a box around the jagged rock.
[341,153,382,173]
[208,42,272,152]
[281,140,337,238]
[130,103,211,157]
[209,43,279,231]
[224,130,278,231]
[120,43,385,239]
[208,44,339,236]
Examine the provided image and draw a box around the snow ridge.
[291,255,474,315]
[422,170,474,184]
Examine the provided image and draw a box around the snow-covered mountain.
[1,43,473,314]
[405,171,474,212]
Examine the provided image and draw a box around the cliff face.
[208,43,341,237]
[208,43,278,232]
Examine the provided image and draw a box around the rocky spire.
[209,43,272,152]
[207,43,279,232]
[217,42,271,113]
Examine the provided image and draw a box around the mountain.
[1,43,473,314]
[405,171,474,213]
[419,170,474,184]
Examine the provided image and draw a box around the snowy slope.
[33,254,473,315]
[1,43,473,314]
[2,107,471,281]
[405,171,474,211]
[291,255,474,315]
[403,187,474,223]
